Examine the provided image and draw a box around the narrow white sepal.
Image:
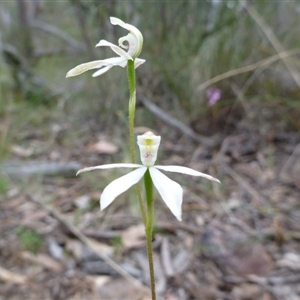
[149,167,183,221]
[66,60,106,77]
[109,17,143,58]
[154,165,220,183]
[100,166,147,210]
[134,58,146,68]
[66,57,126,78]
[101,56,128,65]
[110,17,142,42]
[110,17,126,26]
[92,65,114,77]
[95,39,133,60]
[76,163,143,176]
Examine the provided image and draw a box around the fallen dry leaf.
[66,238,113,261]
[201,220,274,276]
[11,145,34,157]
[97,277,149,300]
[20,251,63,272]
[0,265,27,284]
[121,224,145,249]
[87,139,118,154]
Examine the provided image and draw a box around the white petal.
[110,17,136,34]
[66,60,106,77]
[92,65,113,77]
[66,57,125,77]
[154,165,220,183]
[149,167,183,221]
[92,57,128,77]
[110,17,126,27]
[96,39,132,60]
[110,17,143,50]
[134,58,146,68]
[77,163,143,176]
[101,167,147,210]
[100,56,128,65]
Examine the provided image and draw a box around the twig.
[269,273,300,285]
[72,2,96,60]
[26,194,151,296]
[0,265,27,284]
[223,165,266,238]
[240,0,300,89]
[31,20,84,51]
[160,238,175,277]
[17,0,34,61]
[140,96,216,146]
[196,48,300,92]
[223,165,267,205]
[2,161,82,177]
[278,142,300,179]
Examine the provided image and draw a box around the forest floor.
[0,101,300,300]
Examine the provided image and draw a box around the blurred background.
[0,1,300,299]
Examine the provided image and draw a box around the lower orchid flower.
[77,132,220,221]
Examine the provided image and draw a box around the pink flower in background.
[206,87,222,106]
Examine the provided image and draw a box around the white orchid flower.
[66,17,145,78]
[77,132,220,221]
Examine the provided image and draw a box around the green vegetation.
[16,227,44,254]
[0,1,298,225]
[0,177,9,195]
[111,235,123,257]
[0,1,298,150]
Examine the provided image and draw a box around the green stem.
[144,169,156,300]
[127,60,136,164]
[144,169,154,231]
[127,60,147,227]
[127,60,156,299]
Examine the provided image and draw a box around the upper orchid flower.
[77,132,220,221]
[66,17,145,78]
